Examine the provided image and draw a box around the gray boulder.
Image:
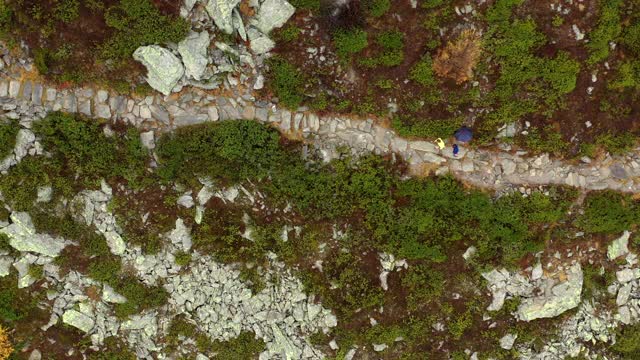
[1,212,66,257]
[62,309,95,333]
[178,31,210,81]
[133,46,185,96]
[206,0,242,34]
[607,231,630,260]
[254,0,295,34]
[517,263,583,321]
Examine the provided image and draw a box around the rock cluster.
[133,0,295,95]
[483,262,583,321]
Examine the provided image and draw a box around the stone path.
[2,74,640,193]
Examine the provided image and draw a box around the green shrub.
[622,22,640,55]
[596,132,636,154]
[523,127,569,155]
[577,191,636,234]
[266,57,305,108]
[101,0,189,61]
[609,60,640,90]
[362,0,391,17]
[0,156,66,212]
[333,28,368,59]
[113,278,169,318]
[54,0,80,23]
[275,25,301,42]
[88,258,122,284]
[360,30,405,67]
[586,0,622,64]
[174,251,192,266]
[0,119,18,159]
[409,55,436,86]
[156,120,285,185]
[209,332,266,359]
[613,322,640,357]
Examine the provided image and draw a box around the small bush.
[210,332,267,359]
[101,0,189,61]
[333,28,368,59]
[586,0,622,64]
[613,322,640,357]
[577,191,636,234]
[0,119,18,159]
[54,0,80,23]
[266,57,305,108]
[622,23,640,55]
[362,0,390,17]
[596,132,636,155]
[174,251,192,266]
[409,55,436,86]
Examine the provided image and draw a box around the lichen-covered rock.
[254,0,295,34]
[178,31,210,81]
[62,309,95,333]
[133,46,185,96]
[0,212,66,257]
[102,284,127,304]
[104,231,126,256]
[517,263,583,321]
[250,35,276,55]
[607,231,630,260]
[206,0,242,34]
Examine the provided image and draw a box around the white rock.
[104,231,126,256]
[499,333,517,350]
[254,0,295,34]
[133,46,185,96]
[178,31,210,81]
[36,186,53,203]
[462,246,476,261]
[206,0,242,34]
[607,231,630,260]
[63,309,95,333]
[1,212,66,257]
[517,264,583,321]
[102,284,127,304]
[616,283,632,306]
[250,36,276,55]
[140,131,155,150]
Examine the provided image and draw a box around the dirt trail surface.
[2,71,640,194]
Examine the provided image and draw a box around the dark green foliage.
[54,0,80,23]
[0,119,18,159]
[209,331,267,359]
[101,0,189,61]
[34,112,117,180]
[523,127,569,155]
[333,28,368,59]
[88,258,122,284]
[33,112,149,186]
[577,191,636,234]
[596,132,636,155]
[0,156,67,211]
[174,251,192,266]
[622,22,640,55]
[113,279,169,318]
[409,55,436,86]
[266,57,305,108]
[0,274,40,323]
[586,0,622,64]
[613,322,640,357]
[362,0,391,17]
[610,60,640,90]
[275,25,301,42]
[401,265,445,311]
[360,30,405,67]
[156,120,285,185]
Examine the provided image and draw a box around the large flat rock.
[0,212,66,257]
[133,46,185,96]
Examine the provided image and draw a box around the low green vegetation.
[586,0,622,64]
[359,30,405,67]
[333,28,368,59]
[0,119,18,159]
[577,190,637,234]
[266,57,305,108]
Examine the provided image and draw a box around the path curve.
[1,73,639,193]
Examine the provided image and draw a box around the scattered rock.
[607,231,630,260]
